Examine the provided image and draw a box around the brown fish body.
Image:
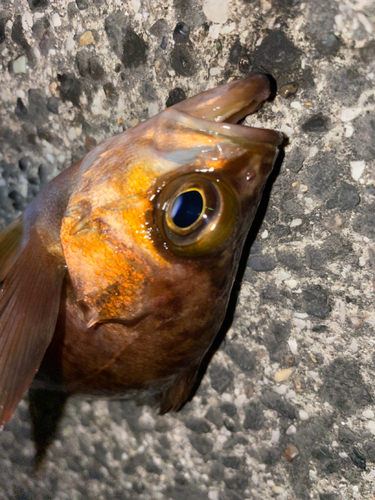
[0,74,282,427]
[44,254,233,410]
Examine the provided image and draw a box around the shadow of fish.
[0,74,282,430]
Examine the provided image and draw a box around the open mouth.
[170,73,283,147]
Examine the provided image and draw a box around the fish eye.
[155,174,239,257]
[170,189,204,229]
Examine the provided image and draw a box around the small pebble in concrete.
[284,444,299,462]
[279,82,298,98]
[203,0,230,23]
[340,107,362,122]
[299,410,309,421]
[173,22,190,43]
[350,160,365,181]
[51,13,61,28]
[363,409,374,419]
[13,55,27,73]
[286,424,297,435]
[79,31,95,46]
[274,368,293,383]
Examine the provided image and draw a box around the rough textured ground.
[0,0,375,499]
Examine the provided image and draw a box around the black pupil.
[171,190,203,228]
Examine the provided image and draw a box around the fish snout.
[172,73,274,123]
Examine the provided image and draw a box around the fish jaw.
[171,73,273,123]
[151,107,282,165]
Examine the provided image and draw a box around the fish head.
[60,74,282,331]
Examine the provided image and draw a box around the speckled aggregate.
[0,0,375,499]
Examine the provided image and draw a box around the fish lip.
[171,73,274,124]
[159,108,284,147]
[167,73,283,147]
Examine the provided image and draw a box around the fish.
[0,74,282,430]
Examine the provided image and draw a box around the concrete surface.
[0,0,374,499]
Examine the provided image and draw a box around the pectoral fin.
[159,367,199,414]
[0,228,66,429]
[0,216,23,282]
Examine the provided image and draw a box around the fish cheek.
[61,215,152,325]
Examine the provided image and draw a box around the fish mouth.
[173,74,272,123]
[170,73,283,147]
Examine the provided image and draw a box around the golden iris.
[156,173,239,257]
